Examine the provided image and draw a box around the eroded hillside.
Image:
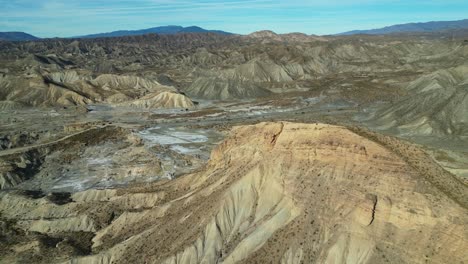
[1,122,466,263]
[1,31,468,263]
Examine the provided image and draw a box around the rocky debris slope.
[1,122,466,263]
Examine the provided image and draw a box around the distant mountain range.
[339,19,468,35]
[0,26,232,42]
[75,25,233,38]
[2,19,468,41]
[0,32,39,41]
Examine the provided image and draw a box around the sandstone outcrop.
[1,122,466,263]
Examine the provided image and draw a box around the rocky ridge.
[1,122,466,263]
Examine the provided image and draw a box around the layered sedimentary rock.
[1,122,466,263]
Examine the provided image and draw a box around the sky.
[1,0,467,38]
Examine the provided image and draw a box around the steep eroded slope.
[0,122,467,263]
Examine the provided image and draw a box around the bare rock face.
[246,30,284,43]
[185,59,294,100]
[1,122,466,263]
[371,64,468,136]
[186,77,271,100]
[228,59,293,82]
[0,71,193,109]
[0,73,93,108]
[246,30,327,43]
[92,74,177,95]
[118,91,195,109]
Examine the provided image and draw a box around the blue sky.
[1,0,467,37]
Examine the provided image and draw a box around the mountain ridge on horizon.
[1,18,468,42]
[338,18,468,35]
[0,32,39,41]
[75,25,233,39]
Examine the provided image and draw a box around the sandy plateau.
[0,32,467,263]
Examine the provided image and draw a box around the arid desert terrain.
[0,30,467,263]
